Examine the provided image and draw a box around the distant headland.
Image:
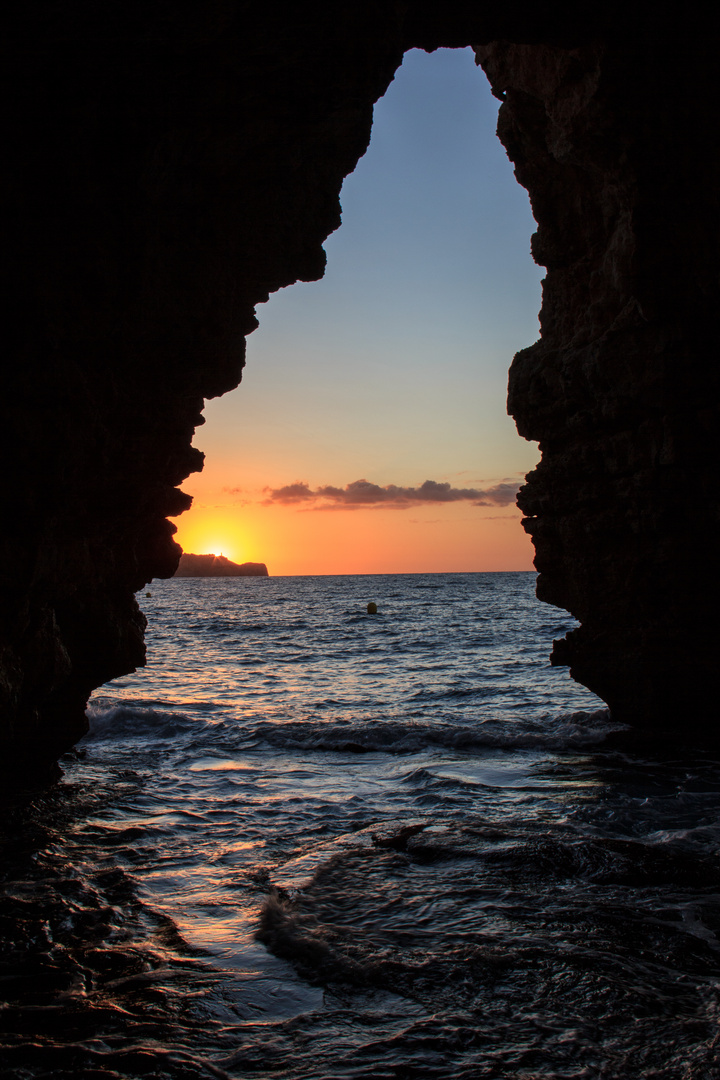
[174,553,269,577]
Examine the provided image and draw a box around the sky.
[172,47,544,576]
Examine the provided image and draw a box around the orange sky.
[173,500,533,577]
[172,473,535,576]
[171,49,541,577]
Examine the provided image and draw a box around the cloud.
[266,482,317,502]
[263,478,521,510]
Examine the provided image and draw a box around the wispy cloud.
[215,487,251,507]
[262,478,521,510]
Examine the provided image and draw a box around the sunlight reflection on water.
[7,574,719,1078]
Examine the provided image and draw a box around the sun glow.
[171,493,533,576]
[173,512,255,564]
[207,543,238,561]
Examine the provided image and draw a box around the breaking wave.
[247,708,620,754]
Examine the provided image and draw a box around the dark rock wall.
[3,2,717,771]
[3,2,406,771]
[477,21,720,728]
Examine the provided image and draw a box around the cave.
[4,2,718,775]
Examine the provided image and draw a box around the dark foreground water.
[2,573,720,1079]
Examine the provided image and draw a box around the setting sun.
[173,512,253,564]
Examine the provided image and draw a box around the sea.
[2,572,720,1079]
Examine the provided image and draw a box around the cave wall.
[3,1,407,773]
[477,22,720,727]
[3,2,718,773]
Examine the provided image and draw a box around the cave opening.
[175,47,544,578]
[5,10,720,1071]
[4,5,717,775]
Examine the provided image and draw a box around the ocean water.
[2,572,720,1078]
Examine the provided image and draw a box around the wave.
[409,685,490,701]
[83,699,620,756]
[83,704,204,742]
[248,709,620,755]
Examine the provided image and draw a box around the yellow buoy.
[367,602,377,614]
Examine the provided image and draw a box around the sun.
[205,540,238,561]
[172,504,262,566]
[174,519,242,562]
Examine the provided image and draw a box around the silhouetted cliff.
[3,2,718,775]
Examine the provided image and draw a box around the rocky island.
[174,554,268,577]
